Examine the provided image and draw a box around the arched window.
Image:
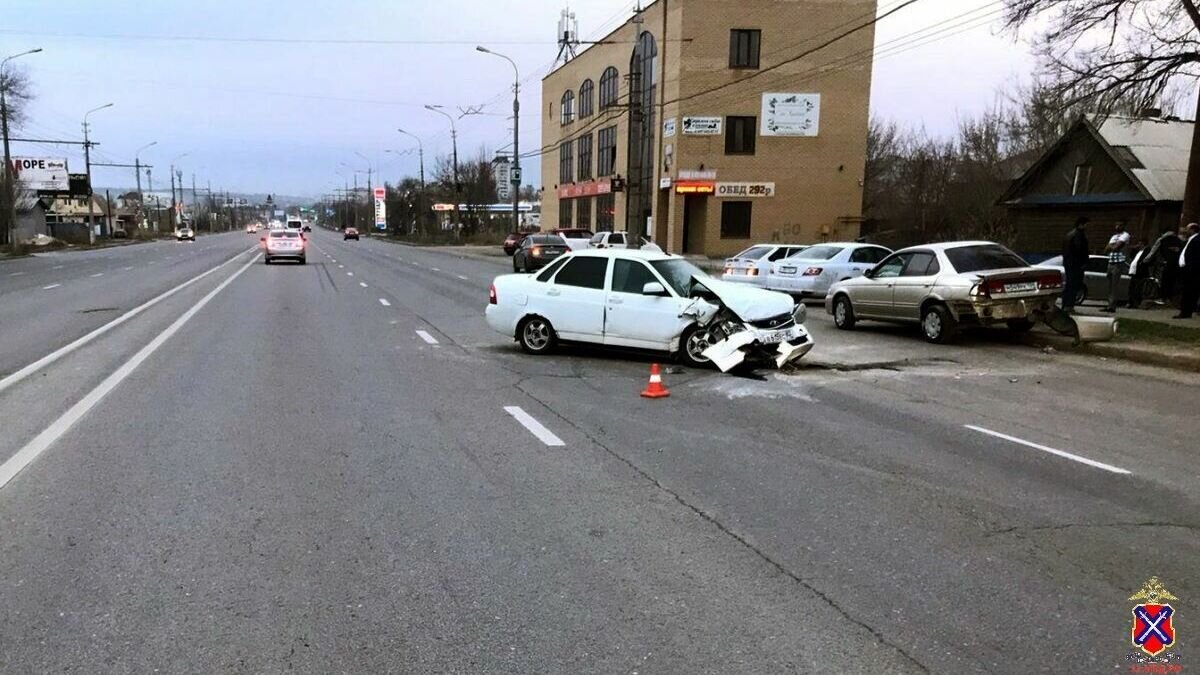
[579,79,595,118]
[599,67,619,110]
[560,90,575,125]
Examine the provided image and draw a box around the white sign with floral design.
[761,93,820,137]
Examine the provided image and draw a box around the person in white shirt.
[1176,223,1200,319]
[1103,221,1131,313]
[1126,239,1150,309]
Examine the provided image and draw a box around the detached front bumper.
[701,324,814,372]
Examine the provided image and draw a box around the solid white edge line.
[378,298,391,306]
[0,253,261,490]
[504,406,565,447]
[964,425,1132,475]
[415,330,438,345]
[0,247,254,396]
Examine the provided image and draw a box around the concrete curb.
[1020,332,1200,373]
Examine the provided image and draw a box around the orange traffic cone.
[641,363,670,399]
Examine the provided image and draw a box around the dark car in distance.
[344,227,359,241]
[512,234,570,273]
[503,231,533,256]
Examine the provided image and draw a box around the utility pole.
[399,130,427,235]
[1,48,42,247]
[477,47,522,232]
[82,103,113,244]
[426,104,461,231]
[134,141,156,229]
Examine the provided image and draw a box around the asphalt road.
[0,227,1195,673]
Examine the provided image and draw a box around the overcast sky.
[2,0,1037,197]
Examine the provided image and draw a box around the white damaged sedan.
[486,249,813,371]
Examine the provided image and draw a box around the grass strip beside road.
[1115,318,1200,348]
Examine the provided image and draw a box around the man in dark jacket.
[1062,217,1090,313]
[1148,229,1184,303]
[1176,222,1200,319]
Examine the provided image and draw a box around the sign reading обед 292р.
[716,182,775,198]
[10,157,70,191]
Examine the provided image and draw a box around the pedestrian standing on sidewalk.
[1146,229,1184,304]
[1103,220,1130,313]
[1062,217,1090,313]
[1127,239,1149,309]
[1176,222,1200,319]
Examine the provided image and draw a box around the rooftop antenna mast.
[554,6,580,68]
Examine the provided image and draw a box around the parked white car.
[721,244,809,287]
[486,249,813,371]
[766,243,892,298]
[588,231,630,249]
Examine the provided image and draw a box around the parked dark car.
[503,231,531,256]
[512,234,570,272]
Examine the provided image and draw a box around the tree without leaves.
[0,65,33,129]
[1004,0,1200,113]
[1004,0,1200,221]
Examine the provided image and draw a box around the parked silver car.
[825,241,1063,343]
[1036,254,1132,305]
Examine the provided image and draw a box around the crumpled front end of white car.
[699,302,814,372]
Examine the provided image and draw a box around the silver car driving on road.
[825,241,1064,343]
[263,230,307,265]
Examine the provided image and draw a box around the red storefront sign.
[557,178,613,199]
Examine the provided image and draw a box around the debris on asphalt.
[1041,346,1056,354]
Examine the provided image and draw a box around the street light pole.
[477,46,522,232]
[426,104,461,232]
[1,48,42,247]
[134,140,156,229]
[355,151,374,232]
[83,102,114,244]
[397,129,427,234]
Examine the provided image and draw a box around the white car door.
[542,256,610,342]
[603,258,691,349]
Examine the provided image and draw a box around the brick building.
[539,0,877,257]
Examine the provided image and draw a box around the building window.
[561,90,575,125]
[729,29,761,69]
[579,79,595,118]
[597,126,617,176]
[599,67,619,110]
[577,133,593,181]
[559,139,574,184]
[577,196,593,228]
[597,193,615,230]
[720,201,752,239]
[1072,164,1092,195]
[559,199,573,227]
[725,116,757,155]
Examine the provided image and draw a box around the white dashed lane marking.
[378,298,391,307]
[964,425,1132,475]
[456,275,469,281]
[415,330,438,345]
[504,406,565,447]
[42,284,61,290]
[359,282,368,288]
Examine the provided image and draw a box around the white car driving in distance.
[721,244,809,287]
[486,249,813,372]
[766,243,892,298]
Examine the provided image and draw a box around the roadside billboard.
[11,157,70,191]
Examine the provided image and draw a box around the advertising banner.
[11,157,69,191]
